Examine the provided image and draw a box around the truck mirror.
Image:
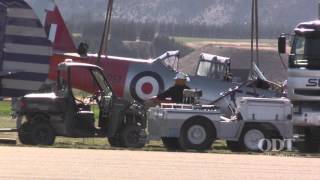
[278,35,286,54]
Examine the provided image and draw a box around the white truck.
[278,20,320,152]
[147,91,293,152]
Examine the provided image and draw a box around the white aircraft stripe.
[2,79,43,91]
[48,24,57,43]
[7,8,37,19]
[4,43,52,56]
[5,25,47,38]
[2,61,49,74]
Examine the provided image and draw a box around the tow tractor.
[13,60,146,148]
[147,88,293,152]
[278,20,320,152]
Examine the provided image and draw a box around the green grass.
[0,101,15,129]
[0,101,12,117]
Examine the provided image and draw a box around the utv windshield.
[91,69,113,96]
[290,35,320,69]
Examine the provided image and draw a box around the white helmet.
[174,72,190,81]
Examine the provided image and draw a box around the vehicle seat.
[76,111,95,130]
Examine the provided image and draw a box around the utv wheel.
[18,122,34,145]
[162,137,181,150]
[30,123,56,145]
[179,118,215,151]
[120,124,146,148]
[226,141,244,152]
[240,126,270,152]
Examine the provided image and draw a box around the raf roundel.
[130,71,164,102]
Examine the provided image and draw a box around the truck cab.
[286,20,320,102]
[279,20,320,152]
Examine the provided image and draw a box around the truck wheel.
[162,137,181,150]
[226,141,244,152]
[120,124,146,148]
[18,122,34,145]
[30,123,56,145]
[108,136,124,147]
[296,128,320,153]
[179,118,215,151]
[240,126,270,152]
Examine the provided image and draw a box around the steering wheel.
[74,98,86,107]
[90,91,103,102]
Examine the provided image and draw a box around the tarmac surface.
[0,146,320,180]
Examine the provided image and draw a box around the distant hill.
[55,0,318,28]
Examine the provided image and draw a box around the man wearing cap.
[157,72,190,103]
[144,72,190,109]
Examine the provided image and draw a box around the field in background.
[174,37,277,44]
[174,37,278,50]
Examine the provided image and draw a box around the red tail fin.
[45,6,76,52]
[30,0,76,52]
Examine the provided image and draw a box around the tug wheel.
[179,117,215,151]
[240,125,270,152]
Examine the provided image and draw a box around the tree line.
[67,19,291,58]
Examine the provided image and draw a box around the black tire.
[226,141,244,152]
[179,118,215,151]
[30,123,56,145]
[108,136,124,148]
[295,129,320,153]
[120,124,146,148]
[162,137,181,150]
[240,125,270,152]
[18,122,34,145]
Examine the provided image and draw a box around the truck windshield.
[290,35,320,69]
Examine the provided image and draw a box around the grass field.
[174,36,277,44]
[174,36,278,50]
